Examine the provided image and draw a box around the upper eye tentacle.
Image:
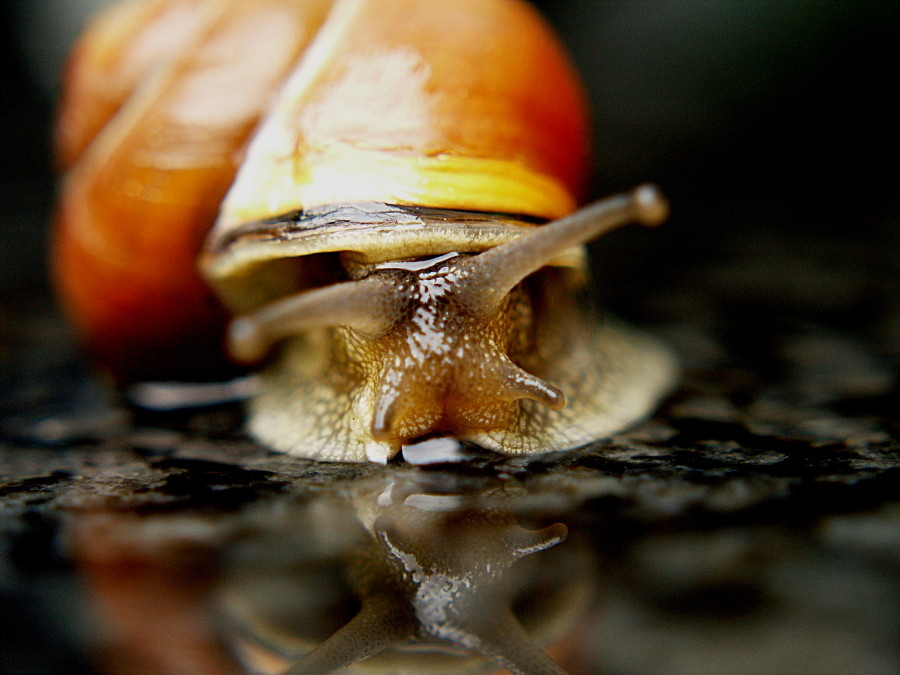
[453,185,668,317]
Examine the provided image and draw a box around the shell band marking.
[212,0,589,240]
[216,146,579,233]
[208,202,544,257]
[202,202,587,313]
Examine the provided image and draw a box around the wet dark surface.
[3,2,900,674]
[2,272,899,673]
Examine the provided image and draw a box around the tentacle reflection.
[217,478,590,674]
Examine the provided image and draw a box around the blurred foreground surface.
[2,233,898,672]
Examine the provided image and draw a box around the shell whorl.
[208,0,589,243]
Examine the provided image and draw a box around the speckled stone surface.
[2,238,898,672]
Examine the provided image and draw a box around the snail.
[53,0,678,463]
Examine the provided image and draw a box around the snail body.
[54,0,677,463]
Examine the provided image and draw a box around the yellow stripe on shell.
[214,143,578,234]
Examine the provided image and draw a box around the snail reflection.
[218,479,590,674]
[68,476,591,674]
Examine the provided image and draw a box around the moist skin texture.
[225,187,676,463]
[243,259,676,463]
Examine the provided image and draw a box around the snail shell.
[53,0,677,463]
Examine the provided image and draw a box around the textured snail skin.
[53,0,677,461]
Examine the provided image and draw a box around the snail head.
[227,186,668,453]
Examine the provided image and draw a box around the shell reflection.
[219,479,589,673]
[70,474,591,674]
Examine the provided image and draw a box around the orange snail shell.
[53,0,677,462]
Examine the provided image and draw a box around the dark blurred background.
[2,0,898,343]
